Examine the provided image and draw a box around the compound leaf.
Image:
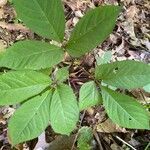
[13,0,65,41]
[79,81,102,111]
[0,70,50,105]
[95,60,150,89]
[66,5,120,57]
[8,91,52,145]
[0,40,64,70]
[50,84,79,135]
[101,86,150,129]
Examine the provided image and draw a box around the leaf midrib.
[103,74,150,81]
[81,85,97,102]
[67,7,116,46]
[32,0,60,40]
[56,88,68,130]
[15,93,49,143]
[0,75,49,92]
[107,92,145,127]
[0,83,49,92]
[68,16,105,46]
[14,47,60,57]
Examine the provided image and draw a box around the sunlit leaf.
[0,70,50,105]
[96,60,150,89]
[66,5,120,57]
[8,90,52,145]
[0,40,64,70]
[13,0,65,41]
[79,81,102,110]
[102,86,150,129]
[50,84,79,135]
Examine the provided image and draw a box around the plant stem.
[71,110,86,150]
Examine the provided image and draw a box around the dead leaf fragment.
[0,39,7,53]
[0,0,7,7]
[96,119,127,133]
[126,5,139,20]
[0,8,4,18]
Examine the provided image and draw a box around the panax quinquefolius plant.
[0,0,149,146]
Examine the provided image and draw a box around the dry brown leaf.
[0,0,7,7]
[96,119,127,133]
[0,39,7,53]
[0,113,6,124]
[111,143,122,150]
[72,17,79,26]
[126,5,139,20]
[121,0,135,5]
[0,8,4,18]
[0,21,30,32]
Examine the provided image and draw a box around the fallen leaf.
[126,5,139,20]
[0,39,7,53]
[0,0,7,7]
[96,119,127,133]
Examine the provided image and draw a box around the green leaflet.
[8,90,52,145]
[40,68,52,76]
[77,127,93,150]
[55,67,69,82]
[96,51,112,65]
[79,81,102,111]
[0,70,50,105]
[0,40,64,70]
[66,5,120,57]
[13,0,65,41]
[50,84,79,135]
[143,84,150,93]
[95,60,150,89]
[101,86,150,129]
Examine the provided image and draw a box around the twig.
[115,135,137,150]
[71,110,86,150]
[139,89,148,105]
[93,131,103,150]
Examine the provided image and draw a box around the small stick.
[139,89,148,105]
[115,135,137,150]
[93,131,103,150]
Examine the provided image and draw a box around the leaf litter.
[0,0,150,149]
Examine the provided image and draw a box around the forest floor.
[0,0,150,150]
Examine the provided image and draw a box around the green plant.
[77,127,93,150]
[0,0,149,146]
